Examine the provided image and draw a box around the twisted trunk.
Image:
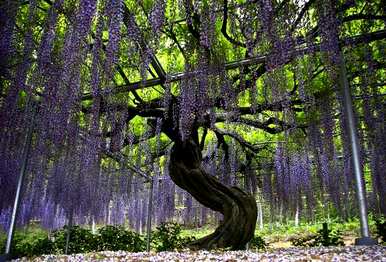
[168,139,257,250]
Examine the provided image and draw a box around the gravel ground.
[14,246,386,261]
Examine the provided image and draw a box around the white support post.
[338,52,377,245]
[3,103,37,260]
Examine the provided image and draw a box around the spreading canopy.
[0,0,385,249]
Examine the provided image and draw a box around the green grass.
[180,225,215,239]
[1,216,382,257]
[179,217,380,245]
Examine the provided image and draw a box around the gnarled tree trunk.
[168,139,257,250]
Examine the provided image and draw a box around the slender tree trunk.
[256,187,263,230]
[295,201,299,227]
[257,201,263,230]
[201,207,207,226]
[65,209,73,255]
[92,217,96,234]
[278,203,283,225]
[168,139,257,250]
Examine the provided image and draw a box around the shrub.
[97,225,145,252]
[249,235,268,251]
[291,223,344,247]
[13,234,53,258]
[374,216,386,243]
[1,225,148,257]
[51,225,146,253]
[290,233,318,247]
[51,226,97,254]
[151,222,195,251]
[0,234,5,255]
[0,229,53,258]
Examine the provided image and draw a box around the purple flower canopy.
[0,0,385,232]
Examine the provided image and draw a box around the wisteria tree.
[0,0,385,250]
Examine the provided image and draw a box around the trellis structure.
[83,29,386,99]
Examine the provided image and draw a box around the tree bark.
[168,139,257,250]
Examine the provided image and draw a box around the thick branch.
[342,14,386,23]
[213,127,263,153]
[221,0,246,47]
[291,0,317,32]
[235,117,305,134]
[103,149,151,181]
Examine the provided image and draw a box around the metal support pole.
[3,103,36,258]
[338,53,377,245]
[146,178,154,252]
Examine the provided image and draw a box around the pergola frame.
[82,29,386,100]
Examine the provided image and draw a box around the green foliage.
[291,223,344,247]
[290,233,318,247]
[97,225,145,252]
[180,225,214,239]
[256,222,320,243]
[13,234,53,258]
[0,229,53,258]
[2,223,200,257]
[52,225,147,254]
[151,222,196,251]
[374,216,386,244]
[51,226,98,254]
[249,235,268,251]
[0,234,4,254]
